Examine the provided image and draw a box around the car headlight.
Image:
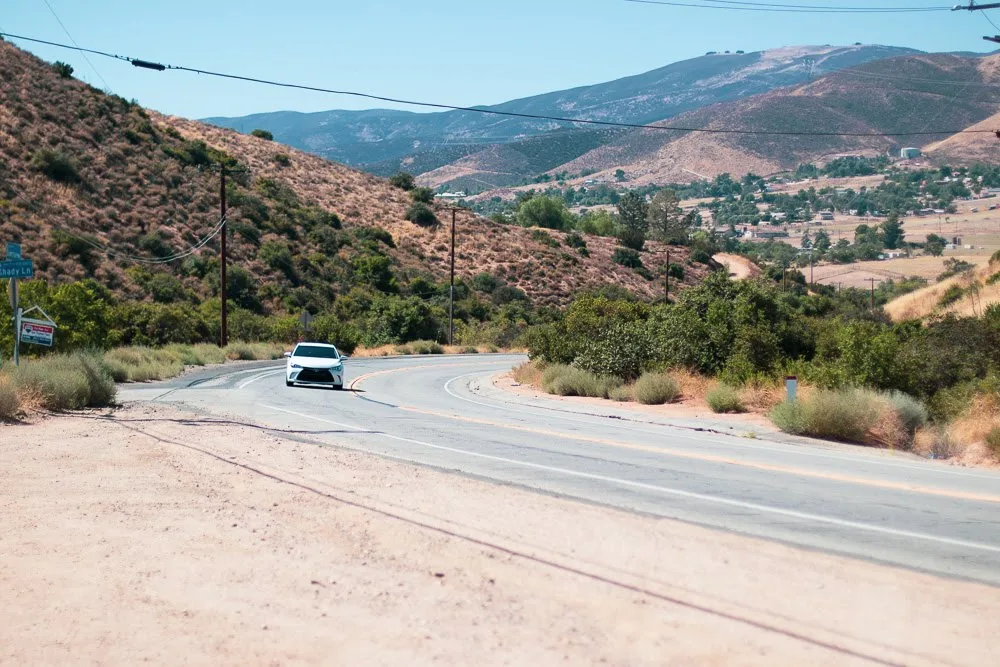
[291,364,303,369]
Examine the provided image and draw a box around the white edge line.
[260,403,1000,554]
[239,369,286,390]
[443,372,1000,481]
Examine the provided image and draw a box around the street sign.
[20,318,54,347]
[5,242,21,260]
[0,259,34,279]
[300,311,315,330]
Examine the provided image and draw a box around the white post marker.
[786,375,798,403]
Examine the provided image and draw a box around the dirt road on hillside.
[2,403,999,665]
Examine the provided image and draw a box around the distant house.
[879,251,906,260]
[900,147,921,159]
[435,191,467,200]
[753,230,790,240]
[818,211,835,221]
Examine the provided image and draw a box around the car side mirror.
[283,352,292,358]
[341,355,350,360]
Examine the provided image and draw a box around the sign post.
[3,242,34,366]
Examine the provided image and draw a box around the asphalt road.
[122,354,1000,586]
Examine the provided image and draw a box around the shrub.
[472,272,501,294]
[564,232,587,250]
[707,385,745,413]
[541,364,621,399]
[53,61,74,78]
[609,384,634,402]
[6,353,116,410]
[410,340,445,355]
[272,153,291,167]
[0,375,19,420]
[573,321,649,381]
[667,263,685,280]
[689,249,712,264]
[987,427,1000,458]
[31,149,81,184]
[390,172,416,190]
[531,229,560,248]
[406,203,438,227]
[104,347,184,382]
[612,247,643,269]
[633,372,680,405]
[410,187,435,204]
[885,391,928,436]
[938,284,965,308]
[770,388,881,444]
[250,129,274,140]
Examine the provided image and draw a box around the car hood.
[289,357,342,369]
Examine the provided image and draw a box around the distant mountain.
[205,44,919,176]
[541,53,1000,188]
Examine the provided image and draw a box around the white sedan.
[284,342,346,389]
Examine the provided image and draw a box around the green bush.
[410,187,435,204]
[541,364,621,399]
[390,172,416,190]
[770,388,880,443]
[938,284,966,308]
[573,321,650,381]
[886,390,928,436]
[564,232,587,250]
[609,384,634,402]
[633,372,680,405]
[53,61,74,78]
[406,203,438,227]
[31,149,81,184]
[707,385,745,413]
[250,129,274,140]
[612,247,643,269]
[667,263,685,280]
[104,347,184,382]
[272,153,291,167]
[531,229,560,248]
[6,352,116,410]
[410,340,445,354]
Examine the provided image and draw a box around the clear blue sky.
[3,1,996,119]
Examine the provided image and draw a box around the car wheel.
[286,380,293,387]
[332,383,344,391]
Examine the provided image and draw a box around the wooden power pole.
[449,208,456,345]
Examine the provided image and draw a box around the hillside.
[546,53,1000,187]
[205,45,916,175]
[885,258,1000,322]
[0,37,699,317]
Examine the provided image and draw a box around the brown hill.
[0,38,702,311]
[506,53,1000,189]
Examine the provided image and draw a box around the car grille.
[297,367,334,382]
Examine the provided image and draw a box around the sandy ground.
[3,403,1000,666]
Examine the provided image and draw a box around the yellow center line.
[352,366,1000,504]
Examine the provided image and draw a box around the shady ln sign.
[1,242,33,279]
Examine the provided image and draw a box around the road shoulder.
[2,403,997,665]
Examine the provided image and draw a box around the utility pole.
[868,277,877,310]
[809,250,814,285]
[449,208,456,346]
[220,167,228,348]
[208,162,249,348]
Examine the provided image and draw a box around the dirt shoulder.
[2,403,998,666]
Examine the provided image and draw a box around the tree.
[615,169,627,183]
[880,212,904,250]
[250,129,274,140]
[925,233,946,257]
[813,229,831,253]
[406,203,438,227]
[515,196,571,230]
[410,187,435,204]
[389,172,416,191]
[616,192,648,251]
[854,224,880,247]
[647,189,686,244]
[801,229,812,250]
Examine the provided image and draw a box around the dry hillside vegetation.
[885,257,1000,321]
[0,38,698,308]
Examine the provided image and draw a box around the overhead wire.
[623,0,952,13]
[52,215,229,265]
[39,0,111,90]
[0,31,995,138]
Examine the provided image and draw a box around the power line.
[55,216,228,265]
[1,31,994,139]
[624,0,952,12]
[39,0,110,90]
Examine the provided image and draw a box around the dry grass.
[352,343,501,358]
[0,375,20,420]
[633,372,681,405]
[511,361,544,386]
[885,260,1000,321]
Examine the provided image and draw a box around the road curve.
[121,354,1000,585]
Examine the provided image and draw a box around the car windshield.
[293,345,340,359]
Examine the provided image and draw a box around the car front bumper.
[287,367,343,385]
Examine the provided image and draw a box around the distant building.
[900,147,921,159]
[435,191,467,200]
[818,211,835,221]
